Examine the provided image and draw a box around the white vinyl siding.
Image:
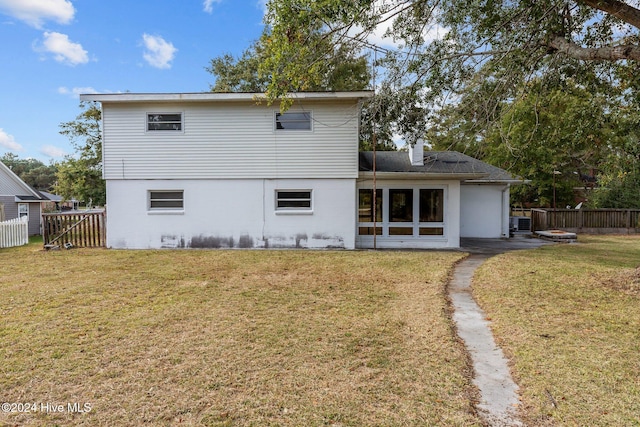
[101,101,359,180]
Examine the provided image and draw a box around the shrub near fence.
[0,217,29,248]
[42,211,106,248]
[531,208,640,234]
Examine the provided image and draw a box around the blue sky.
[0,0,267,162]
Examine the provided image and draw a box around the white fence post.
[0,216,29,248]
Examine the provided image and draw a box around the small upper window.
[276,190,312,210]
[147,113,182,131]
[275,112,311,131]
[149,190,184,210]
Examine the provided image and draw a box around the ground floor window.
[18,203,28,219]
[275,190,312,211]
[358,187,445,238]
[149,190,184,210]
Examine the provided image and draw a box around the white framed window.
[275,112,312,131]
[18,203,28,219]
[148,190,184,211]
[275,190,312,212]
[357,186,446,238]
[147,113,183,131]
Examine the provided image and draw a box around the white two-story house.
[81,91,519,249]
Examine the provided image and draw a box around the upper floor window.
[275,112,311,131]
[147,113,182,131]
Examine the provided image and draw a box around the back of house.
[81,92,372,249]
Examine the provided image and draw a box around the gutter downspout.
[502,184,510,238]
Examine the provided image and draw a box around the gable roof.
[0,161,43,198]
[359,151,522,183]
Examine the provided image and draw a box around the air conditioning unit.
[510,216,531,232]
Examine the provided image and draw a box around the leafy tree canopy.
[55,101,105,206]
[260,0,640,206]
[262,0,640,138]
[207,28,397,150]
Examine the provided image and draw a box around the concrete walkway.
[451,236,551,426]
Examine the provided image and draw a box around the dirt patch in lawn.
[597,266,640,296]
[0,245,481,426]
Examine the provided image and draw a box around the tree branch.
[546,35,640,61]
[579,0,640,30]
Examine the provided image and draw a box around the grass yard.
[473,235,640,426]
[0,242,479,426]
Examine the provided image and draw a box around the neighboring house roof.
[0,161,43,199]
[81,91,374,103]
[15,195,44,202]
[359,151,523,183]
[38,191,63,202]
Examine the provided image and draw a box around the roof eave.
[359,171,490,180]
[463,179,528,184]
[80,91,374,103]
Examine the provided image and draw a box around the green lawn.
[473,235,640,426]
[0,243,477,426]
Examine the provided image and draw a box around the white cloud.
[41,31,89,66]
[257,0,267,15]
[58,86,97,98]
[40,145,66,158]
[0,128,23,152]
[142,33,177,69]
[0,0,74,28]
[203,0,222,14]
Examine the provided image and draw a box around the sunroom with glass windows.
[356,181,457,248]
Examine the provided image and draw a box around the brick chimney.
[409,138,424,166]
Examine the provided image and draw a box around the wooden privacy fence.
[531,208,640,234]
[0,217,28,248]
[42,211,106,248]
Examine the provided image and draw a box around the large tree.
[427,72,640,207]
[209,28,370,95]
[262,0,640,138]
[207,29,397,150]
[55,102,105,206]
[261,0,640,206]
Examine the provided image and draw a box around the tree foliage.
[0,153,57,191]
[262,0,640,137]
[428,75,640,207]
[207,28,397,150]
[261,0,640,206]
[208,28,370,96]
[55,102,105,206]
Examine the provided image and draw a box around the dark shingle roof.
[359,151,519,182]
[15,195,44,201]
